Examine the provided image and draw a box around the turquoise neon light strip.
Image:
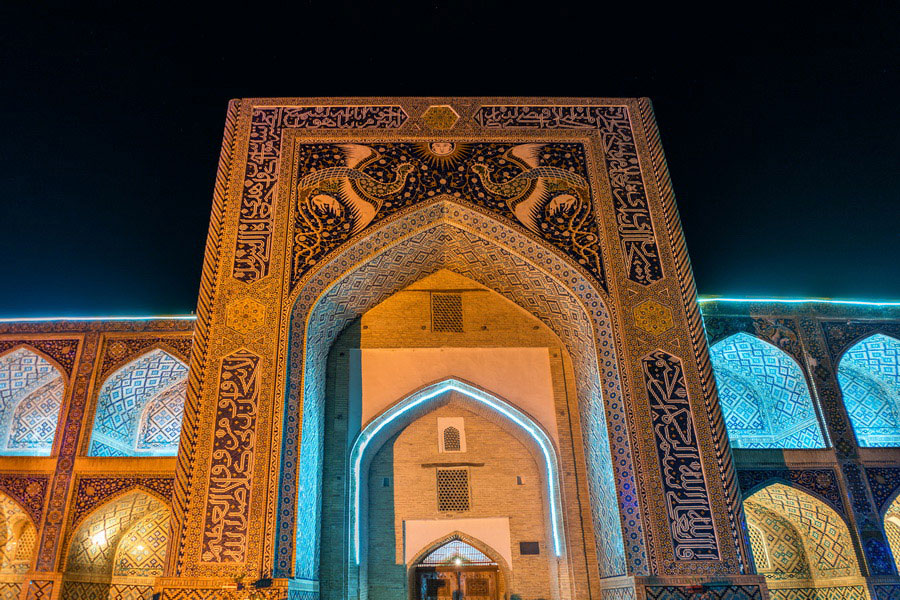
[696,297,900,307]
[0,315,196,323]
[348,379,564,565]
[2,297,897,323]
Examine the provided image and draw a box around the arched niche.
[744,483,862,594]
[0,492,37,576]
[837,333,900,447]
[278,201,638,587]
[709,333,825,448]
[0,347,65,456]
[62,490,171,599]
[88,349,188,456]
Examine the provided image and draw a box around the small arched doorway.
[411,538,503,600]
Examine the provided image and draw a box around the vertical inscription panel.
[642,349,719,560]
[201,349,261,563]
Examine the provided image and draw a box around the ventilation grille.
[436,468,470,512]
[442,426,461,451]
[432,294,463,332]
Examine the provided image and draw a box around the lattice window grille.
[442,426,461,452]
[431,294,463,332]
[419,539,495,565]
[436,468,470,512]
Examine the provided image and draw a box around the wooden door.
[415,566,498,600]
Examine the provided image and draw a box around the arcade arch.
[744,483,862,594]
[0,347,65,456]
[837,333,900,447]
[88,349,187,456]
[61,490,171,599]
[709,333,826,449]
[0,492,37,582]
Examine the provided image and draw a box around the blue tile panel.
[838,334,900,447]
[710,333,825,449]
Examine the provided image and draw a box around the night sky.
[1,5,897,317]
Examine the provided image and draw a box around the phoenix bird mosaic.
[291,141,606,289]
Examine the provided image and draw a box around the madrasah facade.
[1,98,899,600]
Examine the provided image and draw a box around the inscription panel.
[201,350,261,563]
[642,349,719,560]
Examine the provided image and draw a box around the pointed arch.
[278,199,638,580]
[62,490,170,599]
[88,348,188,456]
[837,333,900,447]
[744,483,861,584]
[709,332,825,448]
[0,346,65,456]
[349,378,565,564]
[0,490,36,574]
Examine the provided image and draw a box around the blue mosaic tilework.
[0,348,64,456]
[710,333,825,449]
[837,334,900,447]
[89,349,188,456]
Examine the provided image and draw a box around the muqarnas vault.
[1,98,899,600]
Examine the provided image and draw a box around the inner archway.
[279,201,640,591]
[349,378,564,599]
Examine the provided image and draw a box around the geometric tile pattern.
[0,348,64,456]
[838,334,900,447]
[744,502,812,580]
[645,585,763,600]
[59,581,108,600]
[23,579,53,600]
[710,333,825,449]
[89,349,187,456]
[113,508,169,576]
[747,523,771,570]
[0,583,20,600]
[768,587,868,600]
[108,584,154,600]
[745,484,859,580]
[65,491,165,575]
[280,204,636,579]
[69,476,173,528]
[737,468,846,517]
[135,381,186,451]
[8,378,63,451]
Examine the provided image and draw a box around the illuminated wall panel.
[89,349,187,456]
[0,348,64,456]
[838,334,900,447]
[710,333,825,448]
